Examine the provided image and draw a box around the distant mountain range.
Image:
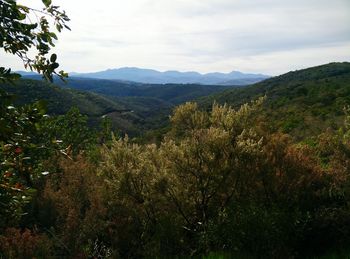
[68,67,270,85]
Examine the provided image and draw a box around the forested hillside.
[201,62,350,138]
[0,79,124,116]
[57,77,236,104]
[21,74,237,103]
[2,77,239,136]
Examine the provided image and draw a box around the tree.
[0,0,70,82]
[0,0,70,229]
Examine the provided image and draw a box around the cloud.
[2,0,349,75]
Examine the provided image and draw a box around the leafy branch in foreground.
[0,0,70,82]
[0,0,71,230]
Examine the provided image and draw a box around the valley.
[6,62,349,140]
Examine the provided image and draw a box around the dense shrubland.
[1,94,350,258]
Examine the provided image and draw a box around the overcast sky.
[1,0,350,75]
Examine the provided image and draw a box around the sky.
[1,0,350,75]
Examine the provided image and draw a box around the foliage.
[35,157,109,258]
[0,0,70,233]
[51,77,234,105]
[0,89,53,229]
[1,78,172,136]
[0,95,99,234]
[0,67,20,82]
[41,107,95,157]
[90,98,349,257]
[201,62,350,139]
[12,75,237,136]
[0,96,348,257]
[0,0,70,82]
[0,79,124,116]
[0,228,52,259]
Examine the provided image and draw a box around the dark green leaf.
[42,0,52,7]
[50,53,57,62]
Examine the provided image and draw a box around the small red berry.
[14,183,23,190]
[15,147,22,154]
[3,171,12,178]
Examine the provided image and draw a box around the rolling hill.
[0,79,124,116]
[0,77,238,136]
[200,62,350,138]
[0,79,159,136]
[56,78,235,105]
[20,75,238,104]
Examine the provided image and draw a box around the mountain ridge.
[199,62,350,138]
[68,67,270,85]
